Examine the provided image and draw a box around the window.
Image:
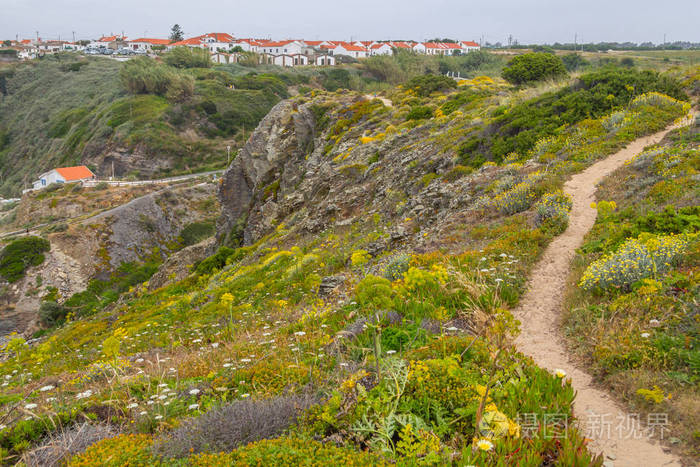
[41,179,46,186]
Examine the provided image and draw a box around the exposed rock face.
[148,237,216,290]
[218,100,316,245]
[1,181,220,336]
[0,248,88,336]
[217,94,479,250]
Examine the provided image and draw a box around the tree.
[501,52,568,85]
[169,24,184,43]
[2,40,11,47]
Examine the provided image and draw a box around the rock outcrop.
[217,94,483,250]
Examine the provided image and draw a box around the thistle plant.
[471,307,520,453]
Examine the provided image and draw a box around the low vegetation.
[0,236,50,283]
[0,63,695,465]
[566,121,700,459]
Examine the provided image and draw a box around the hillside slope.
[0,67,695,466]
[0,55,291,197]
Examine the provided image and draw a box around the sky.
[2,0,699,44]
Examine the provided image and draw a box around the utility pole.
[72,31,76,42]
[663,33,666,49]
[36,31,39,43]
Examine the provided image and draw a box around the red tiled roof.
[304,40,324,46]
[170,37,204,47]
[200,33,234,43]
[423,42,447,49]
[461,41,480,47]
[370,43,390,49]
[98,35,126,42]
[130,38,171,45]
[337,42,366,52]
[54,166,95,181]
[261,40,297,47]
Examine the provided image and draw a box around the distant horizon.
[2,0,699,45]
[5,35,700,47]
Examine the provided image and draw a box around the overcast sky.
[2,0,698,44]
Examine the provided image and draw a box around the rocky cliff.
[217,92,493,253]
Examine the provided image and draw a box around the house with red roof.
[460,40,480,52]
[128,38,171,52]
[234,38,264,52]
[369,42,393,56]
[259,40,304,56]
[31,166,96,191]
[168,33,234,52]
[333,42,367,58]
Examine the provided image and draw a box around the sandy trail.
[513,124,689,467]
[363,94,393,107]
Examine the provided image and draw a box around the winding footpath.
[513,120,694,467]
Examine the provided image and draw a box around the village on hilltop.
[0,32,481,66]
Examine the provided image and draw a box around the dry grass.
[22,422,116,467]
[152,392,318,458]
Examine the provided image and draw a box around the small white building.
[314,54,335,66]
[259,40,304,56]
[369,43,393,56]
[128,38,171,52]
[460,41,481,52]
[334,42,368,58]
[31,166,95,191]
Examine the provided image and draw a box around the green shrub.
[39,301,68,326]
[163,47,212,69]
[404,74,457,96]
[486,68,684,160]
[119,57,194,101]
[180,221,215,246]
[502,53,568,85]
[189,437,387,466]
[406,105,434,121]
[195,246,236,275]
[0,236,50,282]
[561,53,588,71]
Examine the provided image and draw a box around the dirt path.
[513,124,689,467]
[364,94,393,107]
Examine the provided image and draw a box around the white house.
[259,40,304,56]
[412,43,426,54]
[314,54,335,66]
[333,42,368,58]
[261,53,309,67]
[460,40,480,52]
[128,38,171,52]
[168,33,233,52]
[31,166,95,191]
[233,39,262,53]
[61,42,85,52]
[369,43,393,56]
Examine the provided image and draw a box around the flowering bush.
[579,233,694,290]
[489,171,545,215]
[535,190,572,228]
[68,434,157,466]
